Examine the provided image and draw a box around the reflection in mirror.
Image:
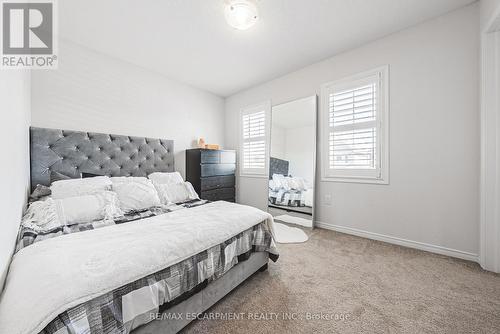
[268,96,316,229]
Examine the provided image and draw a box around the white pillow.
[273,174,292,190]
[54,191,123,225]
[294,177,308,191]
[287,177,304,190]
[148,172,183,185]
[50,176,112,199]
[21,199,62,232]
[155,182,199,204]
[22,191,123,231]
[111,177,161,212]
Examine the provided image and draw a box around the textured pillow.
[21,191,122,232]
[294,177,308,190]
[269,179,279,192]
[286,177,300,190]
[155,182,199,204]
[111,177,161,212]
[272,174,287,190]
[148,172,183,185]
[50,176,112,199]
[28,184,52,203]
[21,199,62,232]
[54,191,123,225]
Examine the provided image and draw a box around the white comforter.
[0,201,276,334]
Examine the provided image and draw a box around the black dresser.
[185,149,236,202]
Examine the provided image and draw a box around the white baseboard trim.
[315,221,479,263]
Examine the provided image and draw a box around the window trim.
[238,101,271,178]
[320,66,389,184]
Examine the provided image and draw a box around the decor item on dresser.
[197,137,220,150]
[186,148,236,202]
[205,143,220,150]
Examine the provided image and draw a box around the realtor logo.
[1,0,57,68]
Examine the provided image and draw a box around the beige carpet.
[182,228,500,334]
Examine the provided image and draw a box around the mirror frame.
[268,95,318,228]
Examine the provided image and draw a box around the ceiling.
[59,0,476,97]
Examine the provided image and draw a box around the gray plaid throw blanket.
[39,222,275,334]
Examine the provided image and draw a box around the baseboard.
[315,221,479,263]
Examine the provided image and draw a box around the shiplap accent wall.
[31,40,226,178]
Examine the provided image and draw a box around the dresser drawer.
[200,150,220,164]
[201,175,235,191]
[220,151,236,164]
[201,187,235,202]
[201,163,235,177]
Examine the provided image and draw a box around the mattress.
[40,222,275,334]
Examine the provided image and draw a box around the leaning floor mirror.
[268,96,317,228]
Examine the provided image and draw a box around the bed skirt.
[133,252,269,334]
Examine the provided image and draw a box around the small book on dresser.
[185,149,236,202]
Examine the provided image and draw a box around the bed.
[268,157,313,215]
[0,127,278,334]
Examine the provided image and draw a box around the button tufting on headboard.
[30,127,175,190]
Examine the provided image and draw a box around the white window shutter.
[240,103,270,176]
[329,80,378,171]
[321,66,389,183]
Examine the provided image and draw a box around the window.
[321,66,389,183]
[239,102,270,176]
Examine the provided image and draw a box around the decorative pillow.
[155,182,199,204]
[294,177,308,191]
[21,191,122,232]
[272,174,288,190]
[148,172,183,185]
[110,177,161,212]
[50,176,112,199]
[269,179,281,192]
[54,191,123,225]
[28,184,52,203]
[21,199,62,232]
[50,171,73,184]
[286,177,300,190]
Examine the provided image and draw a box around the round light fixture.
[224,0,259,30]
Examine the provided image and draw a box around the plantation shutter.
[241,105,268,174]
[327,74,381,178]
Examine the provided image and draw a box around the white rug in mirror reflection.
[273,214,312,227]
[273,222,309,244]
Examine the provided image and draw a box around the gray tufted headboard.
[30,127,174,190]
[269,157,289,179]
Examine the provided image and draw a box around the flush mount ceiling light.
[224,0,259,30]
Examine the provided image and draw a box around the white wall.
[480,0,500,31]
[270,124,286,160]
[285,126,315,183]
[0,71,31,290]
[225,4,480,259]
[270,124,315,183]
[31,41,226,178]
